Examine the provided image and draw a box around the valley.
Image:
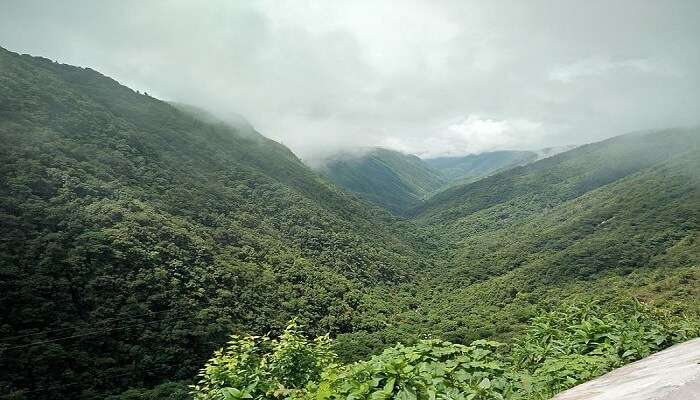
[313,145,578,215]
[0,46,698,399]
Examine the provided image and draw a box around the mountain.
[412,129,699,222]
[315,147,580,216]
[329,127,700,356]
[424,145,578,186]
[424,150,538,184]
[0,47,431,398]
[399,128,700,342]
[1,45,698,400]
[312,147,445,214]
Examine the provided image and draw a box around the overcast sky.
[1,0,699,159]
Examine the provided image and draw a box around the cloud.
[0,0,698,158]
[382,116,545,158]
[548,58,671,83]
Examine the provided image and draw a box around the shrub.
[194,300,699,400]
[311,339,514,400]
[191,320,334,400]
[511,300,699,398]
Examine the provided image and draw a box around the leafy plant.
[195,302,699,400]
[192,321,335,400]
[510,300,699,398]
[311,339,514,400]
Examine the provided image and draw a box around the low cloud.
[382,116,545,158]
[1,1,698,158]
[549,58,670,83]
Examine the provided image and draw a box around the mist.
[1,0,698,159]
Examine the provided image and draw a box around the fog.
[1,0,698,158]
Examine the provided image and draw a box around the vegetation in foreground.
[191,300,699,400]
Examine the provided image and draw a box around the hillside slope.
[407,129,700,340]
[412,129,700,223]
[317,147,579,215]
[0,47,431,399]
[313,147,445,214]
[332,129,700,356]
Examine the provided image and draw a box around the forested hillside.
[313,147,445,214]
[0,47,432,399]
[327,131,700,359]
[1,46,698,400]
[354,129,700,346]
[413,129,699,220]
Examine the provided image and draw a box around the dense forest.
[0,47,430,398]
[0,46,698,400]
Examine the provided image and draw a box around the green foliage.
[510,301,699,398]
[313,339,512,400]
[191,321,335,400]
[197,304,698,400]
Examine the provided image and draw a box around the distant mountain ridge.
[314,145,578,214]
[424,150,538,184]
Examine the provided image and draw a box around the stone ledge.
[552,337,700,400]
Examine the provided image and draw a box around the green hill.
[404,128,700,341]
[0,47,431,398]
[330,127,700,357]
[313,147,445,214]
[412,129,699,222]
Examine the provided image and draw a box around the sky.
[1,0,699,159]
